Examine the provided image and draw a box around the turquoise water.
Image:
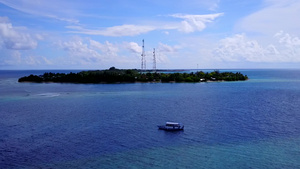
[1,70,300,168]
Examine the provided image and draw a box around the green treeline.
[18,67,248,83]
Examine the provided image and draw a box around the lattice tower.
[141,39,146,70]
[153,48,156,71]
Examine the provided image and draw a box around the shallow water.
[1,69,300,168]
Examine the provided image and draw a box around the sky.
[0,0,300,70]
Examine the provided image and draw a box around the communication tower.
[153,48,156,71]
[141,39,146,70]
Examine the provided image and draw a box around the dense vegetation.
[18,67,248,83]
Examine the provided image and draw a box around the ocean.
[1,69,300,169]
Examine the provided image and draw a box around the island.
[18,67,248,83]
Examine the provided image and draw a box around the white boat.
[157,122,184,131]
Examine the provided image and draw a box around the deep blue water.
[1,69,300,168]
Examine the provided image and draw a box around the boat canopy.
[166,122,181,126]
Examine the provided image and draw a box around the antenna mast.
[153,48,156,71]
[141,39,146,70]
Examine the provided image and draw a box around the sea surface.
[1,69,300,169]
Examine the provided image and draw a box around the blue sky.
[0,0,300,70]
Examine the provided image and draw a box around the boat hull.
[157,125,184,131]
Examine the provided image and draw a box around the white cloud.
[67,25,156,37]
[214,34,263,62]
[124,42,142,53]
[0,16,9,22]
[101,25,156,37]
[56,38,142,68]
[236,0,300,35]
[90,40,119,56]
[163,31,170,35]
[208,0,220,11]
[0,50,21,66]
[0,50,53,67]
[24,55,50,65]
[155,43,181,64]
[0,17,38,50]
[0,0,79,24]
[214,32,300,63]
[57,38,103,64]
[66,13,223,37]
[157,43,179,53]
[273,31,300,61]
[121,42,179,66]
[169,13,224,33]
